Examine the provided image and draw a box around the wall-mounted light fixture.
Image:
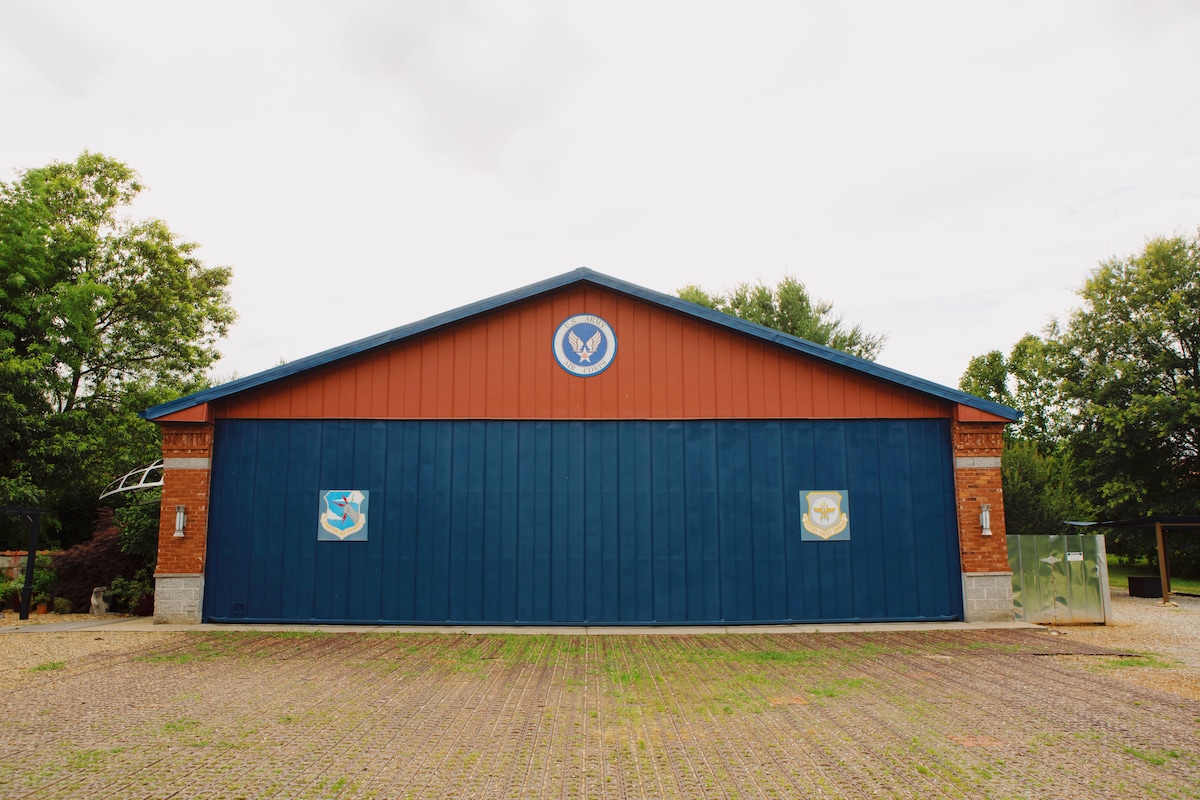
[980,503,992,537]
[174,505,187,538]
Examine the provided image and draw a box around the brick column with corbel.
[952,419,1013,622]
[153,422,214,623]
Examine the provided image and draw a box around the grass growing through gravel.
[159,717,212,747]
[274,630,330,638]
[1097,653,1179,670]
[10,628,1200,799]
[138,642,231,664]
[65,747,126,771]
[29,661,65,672]
[807,677,870,698]
[126,629,1176,730]
[1124,747,1183,766]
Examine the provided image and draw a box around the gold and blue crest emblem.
[318,489,369,541]
[552,314,617,376]
[801,490,850,541]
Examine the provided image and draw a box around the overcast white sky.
[3,1,1198,389]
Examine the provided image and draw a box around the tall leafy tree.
[678,276,887,360]
[0,152,234,547]
[1058,234,1200,519]
[960,333,1071,449]
[960,231,1200,570]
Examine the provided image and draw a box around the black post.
[18,510,41,621]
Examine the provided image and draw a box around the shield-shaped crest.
[318,489,369,541]
[801,490,850,541]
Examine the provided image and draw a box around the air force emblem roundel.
[552,314,617,377]
[318,489,369,541]
[801,490,850,541]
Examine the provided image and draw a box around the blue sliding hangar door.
[203,418,962,624]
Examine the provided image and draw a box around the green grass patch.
[449,645,486,672]
[1097,654,1178,670]
[1106,556,1200,595]
[605,664,648,688]
[737,648,824,665]
[456,646,483,663]
[702,674,783,714]
[807,677,869,699]
[160,717,211,747]
[690,638,903,666]
[65,747,124,771]
[30,661,65,672]
[553,637,585,656]
[139,651,200,664]
[162,718,200,734]
[1124,746,1182,766]
[139,637,243,664]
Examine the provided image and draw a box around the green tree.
[997,439,1081,537]
[678,276,887,360]
[958,349,1014,407]
[959,333,1070,449]
[961,231,1200,571]
[0,152,234,547]
[1057,234,1200,520]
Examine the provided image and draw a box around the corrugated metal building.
[144,269,1019,625]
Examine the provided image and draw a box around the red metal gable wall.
[208,286,952,421]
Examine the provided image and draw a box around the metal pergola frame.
[1,507,50,620]
[1066,517,1200,605]
[99,459,164,500]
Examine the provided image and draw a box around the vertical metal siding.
[205,419,962,624]
[1009,534,1111,624]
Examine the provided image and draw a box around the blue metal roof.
[143,267,1021,422]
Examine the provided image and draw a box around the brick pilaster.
[155,422,214,577]
[951,420,1010,574]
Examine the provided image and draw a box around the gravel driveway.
[2,594,1198,799]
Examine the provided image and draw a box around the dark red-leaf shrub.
[51,508,141,613]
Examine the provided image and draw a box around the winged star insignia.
[569,330,603,363]
[553,314,617,377]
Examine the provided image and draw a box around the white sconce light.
[174,505,186,538]
[980,503,992,537]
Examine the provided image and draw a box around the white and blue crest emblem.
[318,489,369,541]
[552,314,617,376]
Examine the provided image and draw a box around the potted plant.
[30,555,55,614]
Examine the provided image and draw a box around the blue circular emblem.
[552,314,617,377]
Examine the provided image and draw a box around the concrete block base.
[154,574,204,624]
[962,572,1014,623]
